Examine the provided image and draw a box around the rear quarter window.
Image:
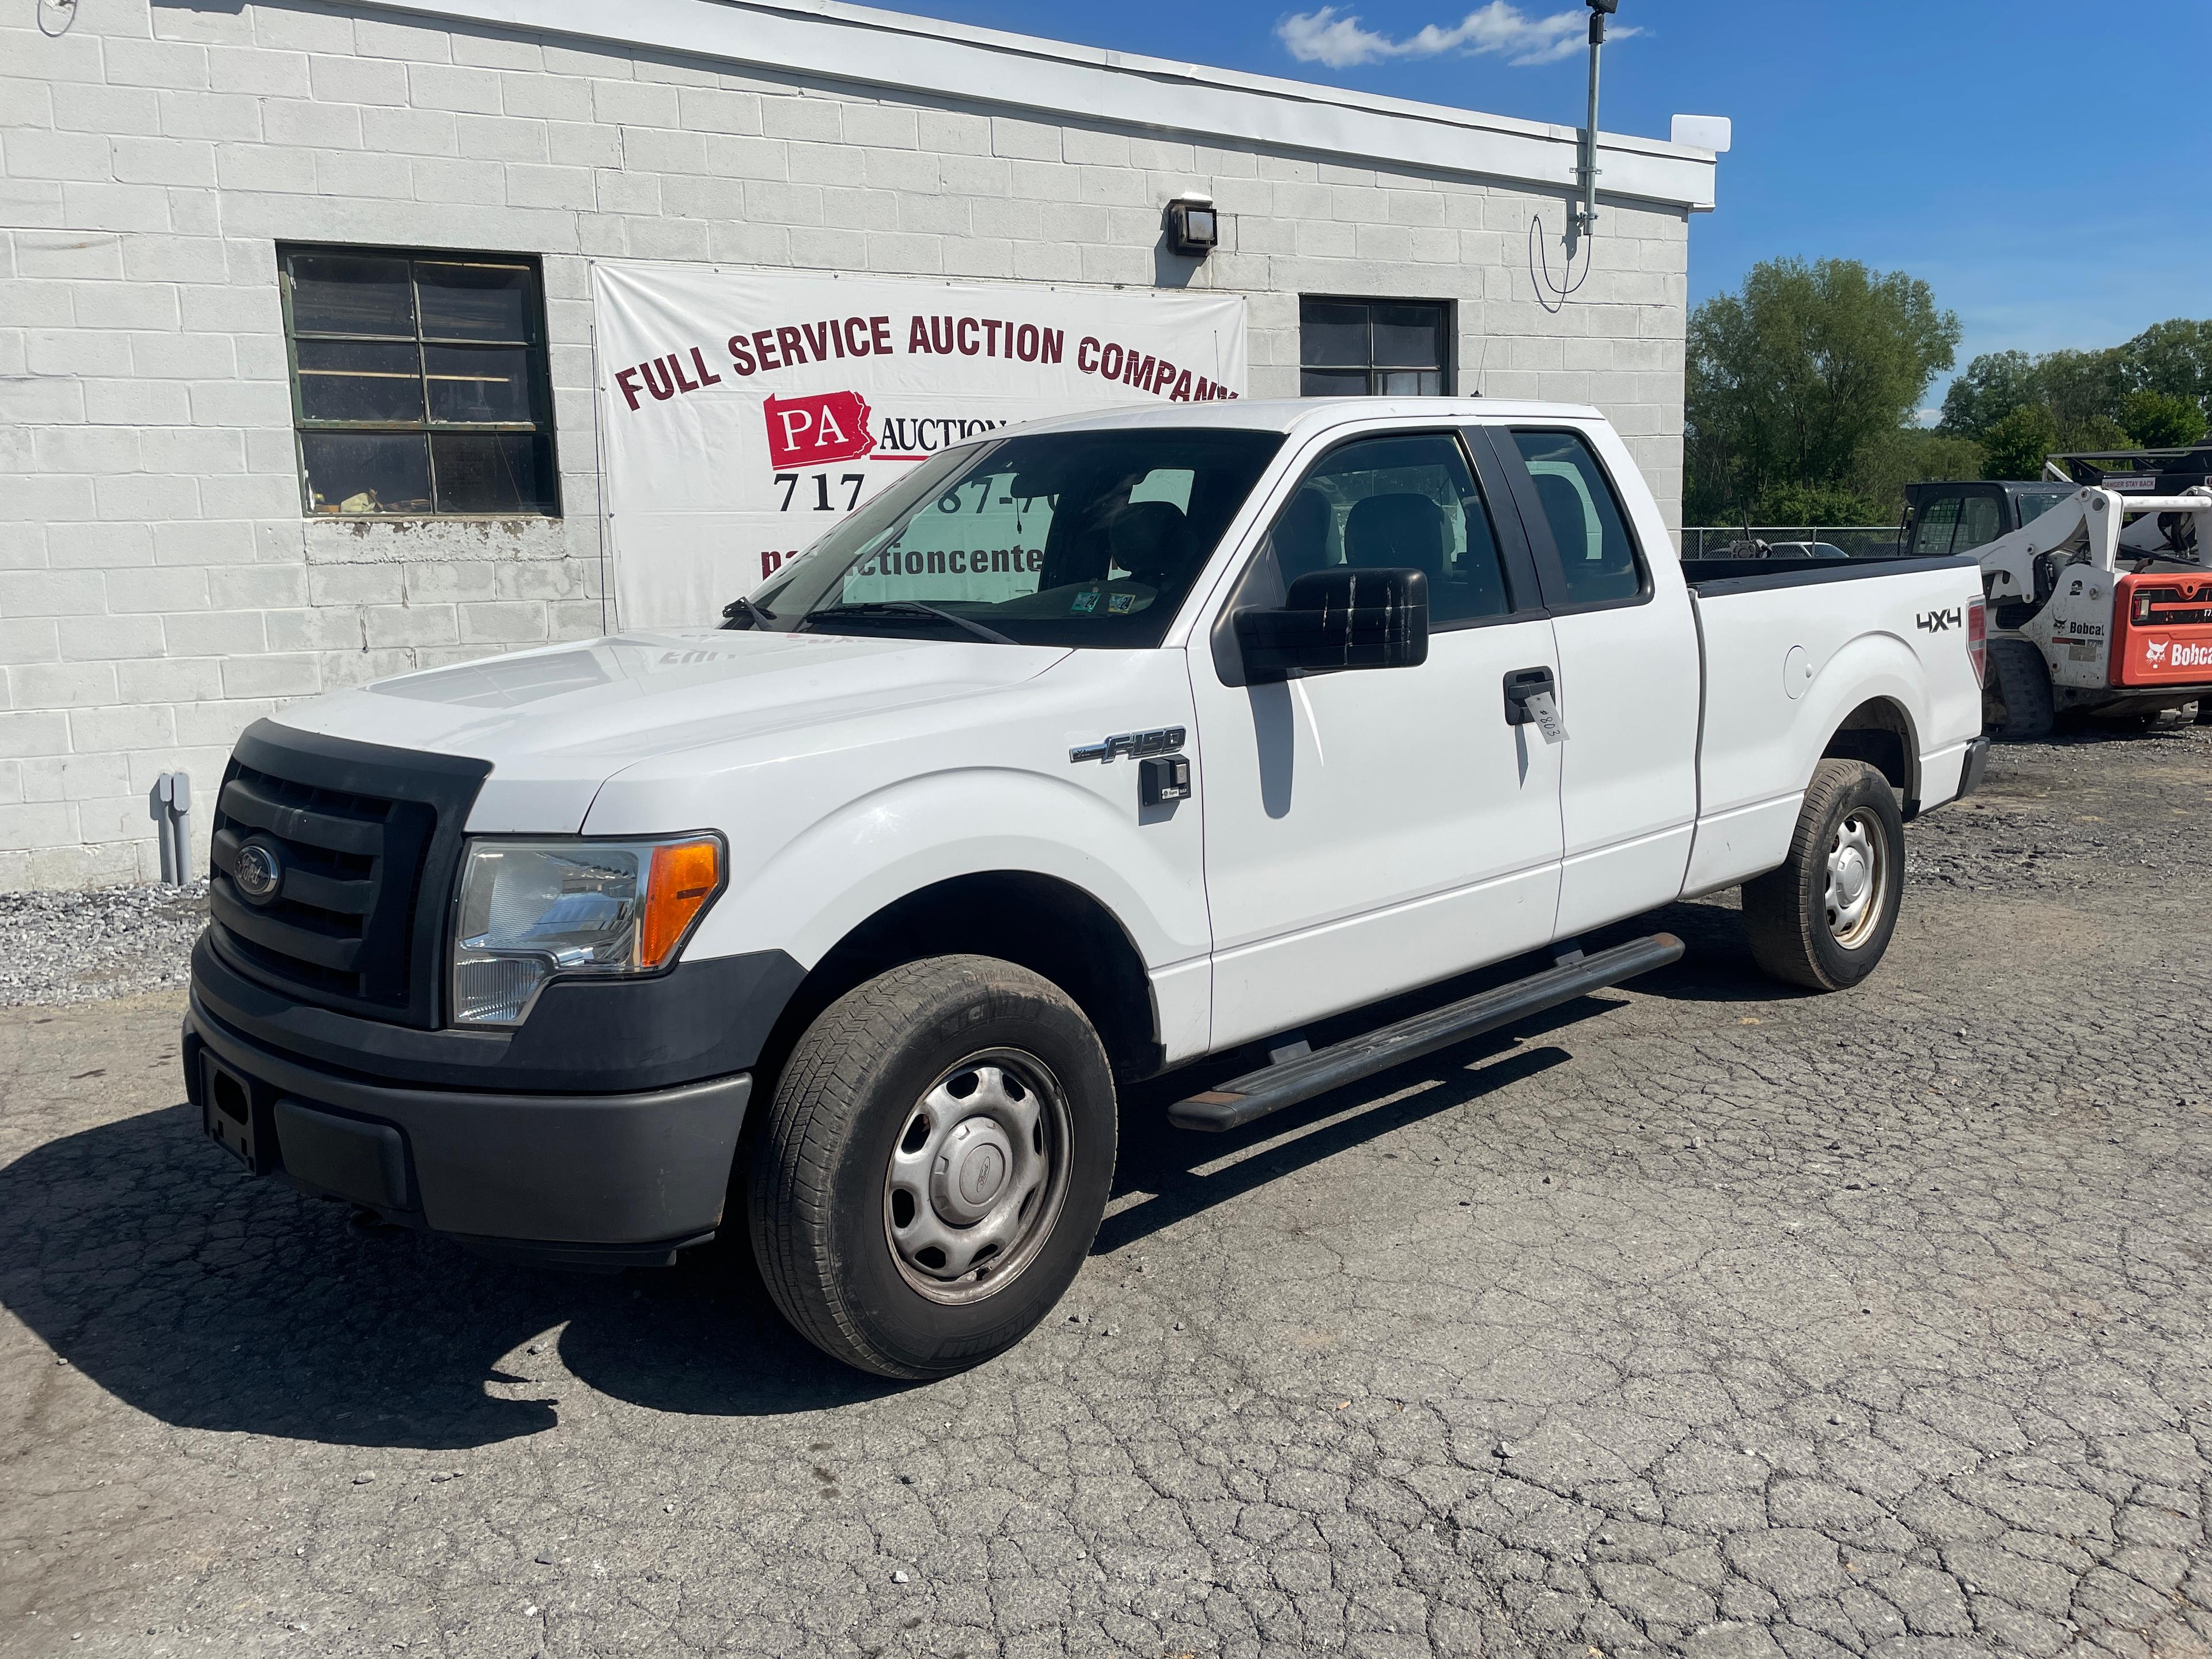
[1510,429,1647,607]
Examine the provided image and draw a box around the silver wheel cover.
[882,1048,1072,1305]
[1824,808,1888,949]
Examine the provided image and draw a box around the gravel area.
[2,729,2210,1658]
[0,882,207,1009]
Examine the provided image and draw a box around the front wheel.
[747,956,1116,1378]
[1742,759,1906,992]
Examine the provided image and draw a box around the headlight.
[449,835,723,1027]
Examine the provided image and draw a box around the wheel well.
[1822,698,1918,808]
[755,873,1162,1092]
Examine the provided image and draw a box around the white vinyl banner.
[590,262,1249,629]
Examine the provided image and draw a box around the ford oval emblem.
[233,839,283,904]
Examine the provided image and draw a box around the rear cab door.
[1471,420,1702,937]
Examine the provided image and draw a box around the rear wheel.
[1986,637,2054,741]
[1743,759,1906,993]
[747,956,1116,1378]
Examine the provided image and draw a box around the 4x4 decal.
[1916,608,1963,633]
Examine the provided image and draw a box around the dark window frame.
[275,242,561,520]
[1298,296,1455,397]
[1480,425,1654,616]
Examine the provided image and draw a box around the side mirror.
[1234,567,1429,683]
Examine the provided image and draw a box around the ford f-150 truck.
[184,399,1990,1377]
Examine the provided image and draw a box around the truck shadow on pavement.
[0,1103,902,1450]
[1096,897,1783,1254]
[0,902,1783,1447]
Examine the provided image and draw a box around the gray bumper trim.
[187,1001,750,1248]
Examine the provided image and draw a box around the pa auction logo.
[764,390,876,469]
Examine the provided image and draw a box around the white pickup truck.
[185,399,1988,1377]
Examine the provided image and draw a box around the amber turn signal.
[640,837,722,967]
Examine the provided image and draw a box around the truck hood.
[268,628,1069,832]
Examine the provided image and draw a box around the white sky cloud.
[1277,2,1636,70]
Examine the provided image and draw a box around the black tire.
[1742,759,1906,993]
[2196,699,2212,726]
[747,955,1115,1378]
[1986,637,2054,741]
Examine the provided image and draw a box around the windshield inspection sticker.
[1069,590,1100,614]
[1523,689,1568,744]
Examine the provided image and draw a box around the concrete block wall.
[1,0,1691,888]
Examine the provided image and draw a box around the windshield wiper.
[800,600,1017,646]
[719,595,778,630]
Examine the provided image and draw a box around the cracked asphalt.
[3,723,2210,1659]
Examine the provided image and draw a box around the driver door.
[1190,428,1565,1052]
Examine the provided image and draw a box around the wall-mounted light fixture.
[1164,191,1218,259]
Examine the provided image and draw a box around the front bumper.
[185,997,751,1267]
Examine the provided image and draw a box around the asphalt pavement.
[3,724,2209,1659]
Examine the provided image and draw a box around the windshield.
[2013,487,2071,526]
[748,427,1284,647]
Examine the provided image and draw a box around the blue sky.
[865,0,2212,414]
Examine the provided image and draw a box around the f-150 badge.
[1071,727,1185,764]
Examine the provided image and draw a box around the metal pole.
[1565,11,1604,257]
[153,770,193,885]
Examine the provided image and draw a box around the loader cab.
[1901,480,2075,560]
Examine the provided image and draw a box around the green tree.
[1849,426,1986,516]
[1939,350,2038,440]
[1687,257,1960,522]
[1980,403,2061,480]
[2120,318,2212,412]
[1942,319,2212,459]
[2119,388,2207,448]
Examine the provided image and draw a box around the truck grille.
[207,721,490,1029]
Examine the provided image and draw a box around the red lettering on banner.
[728,335,756,375]
[870,316,893,354]
[616,366,643,410]
[764,389,877,468]
[641,358,676,401]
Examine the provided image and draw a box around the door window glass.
[1245,433,1512,625]
[1910,495,1963,557]
[1510,429,1646,607]
[1955,493,2001,552]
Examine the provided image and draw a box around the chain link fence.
[1681,526,1904,560]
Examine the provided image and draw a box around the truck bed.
[1676,552,1985,899]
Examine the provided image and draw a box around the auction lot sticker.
[591,262,1249,630]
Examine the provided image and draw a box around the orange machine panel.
[2111,570,2212,685]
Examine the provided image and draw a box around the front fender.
[676,765,1209,975]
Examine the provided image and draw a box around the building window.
[278,245,559,517]
[1300,298,1452,396]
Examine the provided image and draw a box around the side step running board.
[1168,933,1684,1132]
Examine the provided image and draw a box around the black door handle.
[1503,666,1555,725]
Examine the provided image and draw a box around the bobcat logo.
[2146,640,2169,665]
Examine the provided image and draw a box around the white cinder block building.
[1,0,1720,888]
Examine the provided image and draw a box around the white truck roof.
[1009,396,1607,441]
